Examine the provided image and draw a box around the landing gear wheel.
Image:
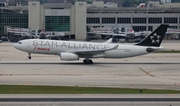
[83,59,93,64]
[28,56,31,59]
[83,59,88,64]
[28,53,31,59]
[88,60,93,64]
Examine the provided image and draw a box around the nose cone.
[13,43,21,50]
[13,43,18,49]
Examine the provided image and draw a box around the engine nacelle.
[60,52,79,61]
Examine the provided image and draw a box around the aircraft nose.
[13,43,18,49]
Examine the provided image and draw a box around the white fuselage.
[13,39,162,59]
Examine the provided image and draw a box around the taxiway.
[0,41,180,90]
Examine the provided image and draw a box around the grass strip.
[0,85,180,94]
[155,50,180,53]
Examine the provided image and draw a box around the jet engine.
[60,52,79,61]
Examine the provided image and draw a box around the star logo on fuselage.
[150,33,161,44]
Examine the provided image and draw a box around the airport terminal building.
[0,1,180,40]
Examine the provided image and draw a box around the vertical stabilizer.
[136,24,169,47]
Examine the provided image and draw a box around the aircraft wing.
[87,32,113,35]
[88,32,126,37]
[103,33,126,37]
[63,45,119,55]
[111,33,126,37]
[166,32,180,34]
[166,28,180,34]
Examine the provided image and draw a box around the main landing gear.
[28,53,31,59]
[83,59,93,64]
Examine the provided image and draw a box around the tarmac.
[0,40,180,106]
[0,40,180,90]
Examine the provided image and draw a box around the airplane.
[87,27,146,41]
[13,24,169,64]
[166,28,180,34]
[137,3,146,8]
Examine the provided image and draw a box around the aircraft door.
[131,47,135,53]
[26,41,31,47]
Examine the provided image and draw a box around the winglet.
[103,38,112,43]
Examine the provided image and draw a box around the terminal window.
[102,18,115,24]
[45,16,70,31]
[133,18,146,24]
[0,9,28,35]
[117,18,131,23]
[87,18,100,24]
[148,18,162,24]
[164,18,177,23]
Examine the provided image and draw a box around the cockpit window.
[18,42,22,44]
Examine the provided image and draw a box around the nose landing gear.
[28,53,31,59]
